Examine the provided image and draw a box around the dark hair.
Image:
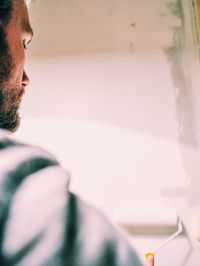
[0,0,13,26]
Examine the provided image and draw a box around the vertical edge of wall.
[192,0,200,53]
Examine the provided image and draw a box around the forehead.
[12,0,32,33]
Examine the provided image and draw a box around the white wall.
[19,52,184,207]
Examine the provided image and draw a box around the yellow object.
[145,252,155,266]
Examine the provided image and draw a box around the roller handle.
[145,252,155,266]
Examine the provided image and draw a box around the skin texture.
[0,0,33,132]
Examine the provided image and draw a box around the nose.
[22,70,30,87]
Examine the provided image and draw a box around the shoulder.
[0,129,70,197]
[0,129,57,162]
[0,129,70,231]
[0,130,62,180]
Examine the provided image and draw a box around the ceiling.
[28,0,176,57]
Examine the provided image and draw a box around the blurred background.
[14,0,200,265]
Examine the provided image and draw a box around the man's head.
[0,0,33,132]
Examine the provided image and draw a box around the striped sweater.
[0,130,143,266]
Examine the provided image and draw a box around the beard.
[0,26,24,132]
[0,86,24,132]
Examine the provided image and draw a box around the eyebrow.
[21,20,34,40]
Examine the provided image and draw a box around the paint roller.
[115,208,183,265]
[145,219,183,266]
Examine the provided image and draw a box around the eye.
[23,40,28,50]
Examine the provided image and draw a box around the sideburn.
[0,26,13,84]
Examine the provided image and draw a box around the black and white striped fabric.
[0,130,143,266]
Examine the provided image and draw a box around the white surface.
[114,207,178,227]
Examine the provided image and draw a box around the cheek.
[7,26,25,84]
